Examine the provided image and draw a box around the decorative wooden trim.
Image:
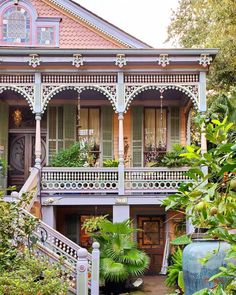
[124,74,199,84]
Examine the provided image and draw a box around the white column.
[41,205,56,229]
[91,242,100,295]
[118,112,125,195]
[199,71,208,176]
[113,205,130,222]
[186,110,191,145]
[35,113,42,169]
[77,248,88,295]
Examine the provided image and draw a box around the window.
[37,27,54,46]
[144,108,167,165]
[79,108,100,143]
[3,6,30,43]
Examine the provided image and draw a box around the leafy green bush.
[103,159,119,167]
[164,118,236,295]
[0,190,69,294]
[166,247,184,293]
[83,218,149,284]
[160,144,193,167]
[50,142,91,167]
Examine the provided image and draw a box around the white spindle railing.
[41,167,191,194]
[22,208,100,295]
[125,167,191,193]
[41,167,119,193]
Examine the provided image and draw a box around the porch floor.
[130,275,175,295]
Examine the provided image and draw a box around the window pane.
[145,109,155,150]
[79,108,88,141]
[89,109,100,144]
[37,27,54,45]
[3,6,30,43]
[156,109,167,148]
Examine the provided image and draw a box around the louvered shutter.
[170,107,180,148]
[132,106,143,167]
[63,105,76,148]
[101,106,113,161]
[0,102,9,161]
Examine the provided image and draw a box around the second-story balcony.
[41,166,191,195]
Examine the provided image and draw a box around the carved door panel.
[137,216,165,275]
[8,133,46,189]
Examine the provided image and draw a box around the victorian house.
[0,0,217,277]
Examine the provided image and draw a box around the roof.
[46,0,152,48]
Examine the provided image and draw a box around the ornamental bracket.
[198,54,212,67]
[28,54,41,68]
[157,54,170,67]
[115,54,127,68]
[72,54,84,68]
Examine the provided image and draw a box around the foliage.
[207,87,236,126]
[0,251,69,295]
[163,118,236,294]
[81,215,109,233]
[0,191,69,294]
[103,159,119,167]
[50,141,93,167]
[167,0,236,90]
[160,144,193,167]
[171,234,192,246]
[83,218,149,284]
[166,247,184,293]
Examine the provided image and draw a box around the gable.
[31,0,123,48]
[0,0,150,49]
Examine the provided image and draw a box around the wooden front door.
[8,133,46,189]
[138,216,165,275]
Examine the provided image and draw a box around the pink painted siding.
[31,0,122,48]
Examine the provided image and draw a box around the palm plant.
[166,247,184,293]
[85,219,149,287]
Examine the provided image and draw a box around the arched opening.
[0,90,46,188]
[125,87,195,167]
[45,87,116,166]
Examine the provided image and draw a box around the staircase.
[17,168,100,295]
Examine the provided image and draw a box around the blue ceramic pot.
[183,239,230,295]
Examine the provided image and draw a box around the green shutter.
[132,106,143,167]
[170,107,180,148]
[102,106,113,161]
[63,105,76,148]
[0,102,9,161]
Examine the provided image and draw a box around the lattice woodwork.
[0,75,35,84]
[42,74,117,84]
[124,74,199,84]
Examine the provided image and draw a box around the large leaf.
[100,258,128,283]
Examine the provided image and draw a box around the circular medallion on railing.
[79,265,86,272]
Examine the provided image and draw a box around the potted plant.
[83,217,150,294]
[163,118,236,295]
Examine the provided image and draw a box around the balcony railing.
[41,167,191,194]
[41,167,119,193]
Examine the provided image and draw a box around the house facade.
[0,0,217,274]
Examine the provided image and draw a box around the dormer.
[0,0,60,47]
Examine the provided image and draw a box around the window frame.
[0,1,60,47]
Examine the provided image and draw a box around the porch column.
[113,205,130,222]
[118,112,125,195]
[199,72,208,175]
[35,113,42,169]
[41,205,56,229]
